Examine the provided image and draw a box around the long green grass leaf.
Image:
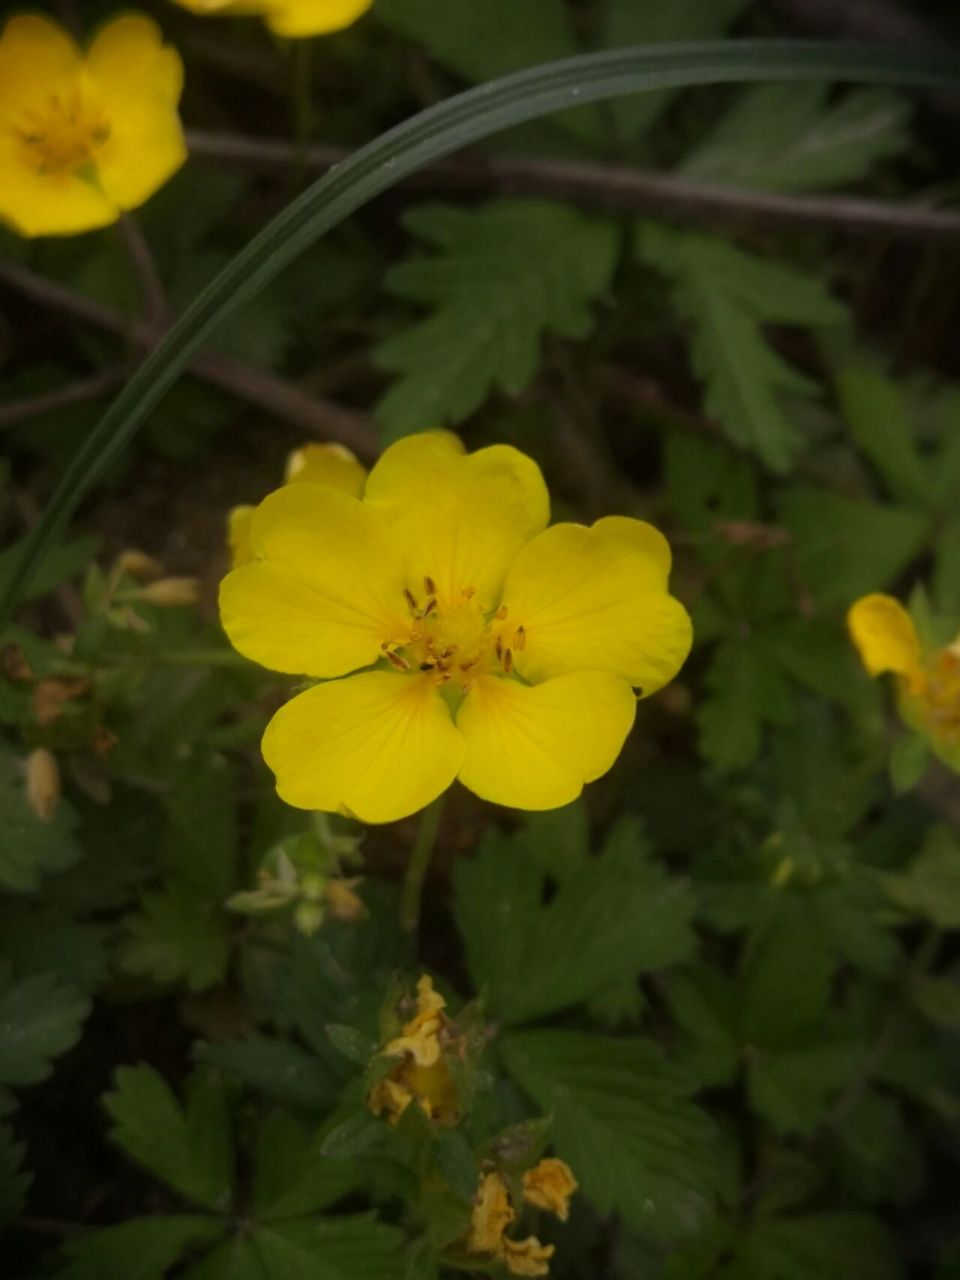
[5,40,959,616]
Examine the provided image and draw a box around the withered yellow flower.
[465,1173,516,1255]
[368,975,458,1126]
[500,1236,556,1278]
[848,593,960,769]
[220,431,692,823]
[228,442,366,570]
[0,14,185,237]
[522,1158,578,1222]
[170,0,373,38]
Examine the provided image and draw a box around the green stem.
[400,795,445,935]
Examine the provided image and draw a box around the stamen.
[494,636,503,660]
[514,625,526,650]
[422,598,437,618]
[495,605,508,621]
[503,648,513,674]
[419,662,435,672]
[424,575,437,596]
[403,588,418,611]
[440,646,457,660]
[385,651,410,671]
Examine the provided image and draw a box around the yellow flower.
[368,975,459,1126]
[228,442,366,569]
[848,593,960,768]
[500,1237,556,1277]
[522,1159,578,1222]
[462,1167,566,1277]
[220,431,692,823]
[465,1173,515,1254]
[0,14,185,238]
[169,0,373,38]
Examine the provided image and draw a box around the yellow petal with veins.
[285,442,367,495]
[262,672,465,823]
[220,485,407,677]
[264,0,375,37]
[500,517,692,696]
[364,431,549,611]
[847,593,924,693]
[456,672,636,810]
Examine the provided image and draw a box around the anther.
[385,651,410,671]
[495,605,508,620]
[403,588,418,611]
[422,598,437,618]
[424,575,437,596]
[494,636,503,660]
[440,646,457,660]
[419,662,435,672]
[503,648,513,674]
[514,625,526,650]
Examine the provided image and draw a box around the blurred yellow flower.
[848,592,960,768]
[228,442,366,569]
[368,975,458,1126]
[522,1158,578,1221]
[170,0,373,38]
[220,431,692,823]
[0,14,185,237]
[462,1159,576,1277]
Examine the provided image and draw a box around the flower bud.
[26,747,60,822]
[114,550,164,581]
[138,577,200,607]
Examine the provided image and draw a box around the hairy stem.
[400,794,445,936]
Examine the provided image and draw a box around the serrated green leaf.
[0,534,98,606]
[54,1216,224,1280]
[253,1111,360,1220]
[604,0,751,142]
[682,84,910,192]
[502,1030,721,1241]
[0,905,109,995]
[889,732,930,793]
[326,1024,379,1067]
[779,486,928,608]
[0,1121,29,1229]
[433,1128,479,1202]
[835,362,930,505]
[120,880,230,993]
[0,964,89,1087]
[196,1035,340,1113]
[880,827,960,927]
[455,817,694,1025]
[664,971,741,1087]
[727,1211,902,1280]
[832,1090,924,1206]
[741,897,835,1048]
[255,1217,407,1280]
[376,201,617,437]
[320,1111,386,1160]
[698,635,794,771]
[637,224,847,471]
[0,748,83,893]
[747,1040,862,1135]
[104,1066,234,1211]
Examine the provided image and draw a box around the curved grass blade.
[6,39,959,618]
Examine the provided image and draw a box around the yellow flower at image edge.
[170,0,374,38]
[0,14,186,237]
[848,592,960,767]
[219,431,693,823]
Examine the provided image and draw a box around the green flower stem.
[400,794,445,936]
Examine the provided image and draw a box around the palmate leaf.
[724,1211,902,1280]
[5,43,958,615]
[376,200,618,437]
[682,83,911,191]
[637,223,847,472]
[104,1067,234,1212]
[502,1030,721,1241]
[0,964,90,1088]
[181,1217,407,1280]
[119,881,231,993]
[54,1217,224,1280]
[453,817,694,1025]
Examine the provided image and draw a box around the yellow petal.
[364,431,549,611]
[227,505,255,569]
[262,672,465,823]
[456,672,636,810]
[0,16,81,116]
[0,156,118,237]
[84,16,186,213]
[466,1173,515,1254]
[264,0,375,36]
[285,442,367,496]
[220,485,407,677]
[501,1236,555,1277]
[499,516,692,696]
[523,1158,578,1221]
[847,594,924,692]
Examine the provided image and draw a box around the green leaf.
[0,534,98,605]
[326,1024,379,1067]
[434,1128,479,1202]
[0,964,89,1087]
[502,1030,721,1241]
[0,747,83,893]
[911,975,960,1029]
[8,43,957,615]
[682,84,910,192]
[196,1035,341,1113]
[889,732,929,793]
[604,0,751,142]
[835,362,930,505]
[0,1122,29,1229]
[104,1066,234,1211]
[728,1211,902,1280]
[747,1041,861,1136]
[779,486,928,608]
[880,827,960,927]
[163,755,238,899]
[320,1112,386,1161]
[454,817,694,1025]
[740,897,835,1048]
[253,1111,360,1220]
[832,1090,924,1206]
[664,971,741,1087]
[254,1217,407,1280]
[120,881,231,993]
[376,201,618,437]
[698,635,794,771]
[0,904,109,994]
[637,224,847,471]
[54,1216,224,1280]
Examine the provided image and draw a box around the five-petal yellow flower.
[220,431,692,823]
[169,0,373,38]
[848,592,960,769]
[0,14,186,237]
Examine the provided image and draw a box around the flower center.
[924,647,960,740]
[382,577,523,690]
[15,92,111,177]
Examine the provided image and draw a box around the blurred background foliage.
[1,0,960,1277]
